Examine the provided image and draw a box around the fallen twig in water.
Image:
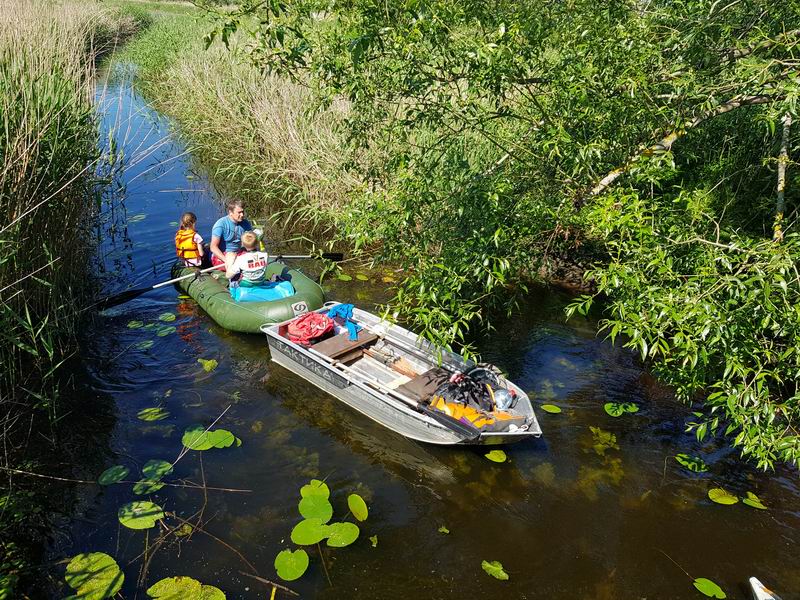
[238,571,300,597]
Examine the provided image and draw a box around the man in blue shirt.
[209,199,253,269]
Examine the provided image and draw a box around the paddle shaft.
[307,346,481,441]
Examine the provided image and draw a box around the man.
[209,199,253,270]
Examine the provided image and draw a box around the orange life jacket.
[175,228,200,261]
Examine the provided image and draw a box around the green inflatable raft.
[171,261,325,333]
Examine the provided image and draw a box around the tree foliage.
[205,0,800,467]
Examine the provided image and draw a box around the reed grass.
[0,0,141,428]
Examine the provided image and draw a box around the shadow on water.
[41,69,800,599]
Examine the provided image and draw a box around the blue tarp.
[230,280,295,303]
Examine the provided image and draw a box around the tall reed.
[0,0,135,428]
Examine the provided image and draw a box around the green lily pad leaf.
[234,436,242,447]
[438,525,450,534]
[336,273,352,281]
[209,429,235,448]
[138,407,169,422]
[142,459,173,480]
[541,404,562,414]
[175,523,193,537]
[604,402,639,417]
[485,450,507,463]
[347,493,369,521]
[675,453,709,473]
[65,552,124,599]
[133,479,165,495]
[298,495,333,522]
[197,358,218,372]
[370,535,378,547]
[158,312,176,322]
[118,501,164,529]
[481,559,509,581]
[742,491,768,510]
[146,576,225,599]
[274,549,309,581]
[291,518,331,545]
[182,425,212,450]
[169,221,179,227]
[98,465,129,486]
[128,213,147,223]
[708,488,738,505]
[156,325,176,337]
[136,340,154,351]
[326,522,360,547]
[693,577,726,598]
[300,479,330,499]
[143,322,157,330]
[355,273,369,281]
[127,320,144,329]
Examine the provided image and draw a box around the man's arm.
[209,235,225,263]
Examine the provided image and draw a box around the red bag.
[287,312,334,346]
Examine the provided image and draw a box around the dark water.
[46,77,800,599]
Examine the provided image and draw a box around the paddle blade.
[95,287,152,310]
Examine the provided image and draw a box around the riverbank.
[0,1,148,595]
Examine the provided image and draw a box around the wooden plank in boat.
[397,367,451,402]
[313,330,379,359]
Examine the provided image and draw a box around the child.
[226,231,270,286]
[175,212,204,267]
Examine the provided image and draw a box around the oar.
[96,252,345,309]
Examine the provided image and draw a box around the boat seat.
[396,367,451,402]
[312,329,379,360]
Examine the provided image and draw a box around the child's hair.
[180,212,197,229]
[241,231,258,250]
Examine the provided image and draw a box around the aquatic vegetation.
[98,465,129,485]
[370,535,378,547]
[326,522,360,547]
[588,427,619,457]
[158,312,176,322]
[156,325,176,336]
[291,519,331,545]
[136,340,155,351]
[540,404,562,414]
[147,576,225,599]
[674,454,709,473]
[708,488,738,506]
[181,425,240,450]
[128,213,147,223]
[138,407,169,421]
[603,402,639,417]
[347,494,368,521]
[742,491,768,510]
[274,549,309,581]
[481,560,509,581]
[118,501,165,529]
[337,273,353,282]
[485,450,507,463]
[127,320,144,329]
[531,463,556,487]
[197,358,219,372]
[693,577,726,598]
[355,273,369,281]
[298,495,333,522]
[438,526,450,534]
[64,552,124,599]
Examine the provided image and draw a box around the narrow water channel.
[47,73,800,599]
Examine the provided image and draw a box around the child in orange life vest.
[226,231,270,286]
[175,212,204,267]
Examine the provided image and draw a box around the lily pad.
[541,404,562,414]
[336,273,352,281]
[128,213,147,223]
[438,525,450,534]
[708,488,738,505]
[742,491,768,510]
[175,523,194,537]
[156,325,176,337]
[136,340,154,351]
[197,358,218,372]
[138,407,169,422]
[98,465,129,486]
[181,426,235,450]
[382,276,395,283]
[291,518,331,545]
[298,495,333,522]
[370,535,378,547]
[326,522,360,547]
[481,559,509,581]
[146,576,225,599]
[675,453,709,473]
[300,479,330,499]
[158,312,176,322]
[208,429,236,448]
[118,501,164,529]
[347,493,369,521]
[133,479,165,495]
[127,320,144,329]
[65,552,124,599]
[485,450,507,463]
[355,273,369,281]
[604,402,639,417]
[693,577,726,598]
[274,549,309,581]
[142,459,173,480]
[169,221,179,227]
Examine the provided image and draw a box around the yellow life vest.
[175,228,200,261]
